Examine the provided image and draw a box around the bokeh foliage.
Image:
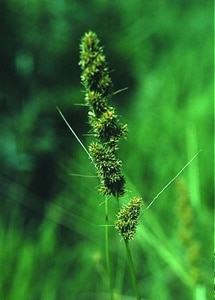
[0,0,213,299]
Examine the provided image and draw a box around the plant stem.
[124,239,141,300]
[105,196,114,300]
[115,197,141,299]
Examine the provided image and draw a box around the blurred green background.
[0,1,213,299]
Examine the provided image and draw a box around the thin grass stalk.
[124,240,141,300]
[105,196,114,300]
[115,197,141,299]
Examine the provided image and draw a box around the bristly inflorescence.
[115,197,143,241]
[79,31,127,197]
[176,178,202,284]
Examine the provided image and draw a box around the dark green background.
[0,1,213,299]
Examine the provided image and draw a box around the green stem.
[105,196,114,300]
[115,197,140,299]
[124,239,141,300]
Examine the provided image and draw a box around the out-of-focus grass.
[0,0,213,299]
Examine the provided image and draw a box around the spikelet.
[79,31,127,197]
[115,197,143,241]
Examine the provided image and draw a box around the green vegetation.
[0,1,213,299]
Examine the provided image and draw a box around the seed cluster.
[79,31,127,197]
[176,179,202,284]
[115,197,142,241]
[79,31,142,241]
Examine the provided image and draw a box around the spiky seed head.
[115,197,143,241]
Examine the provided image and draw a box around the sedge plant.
[57,30,201,300]
[79,31,142,300]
